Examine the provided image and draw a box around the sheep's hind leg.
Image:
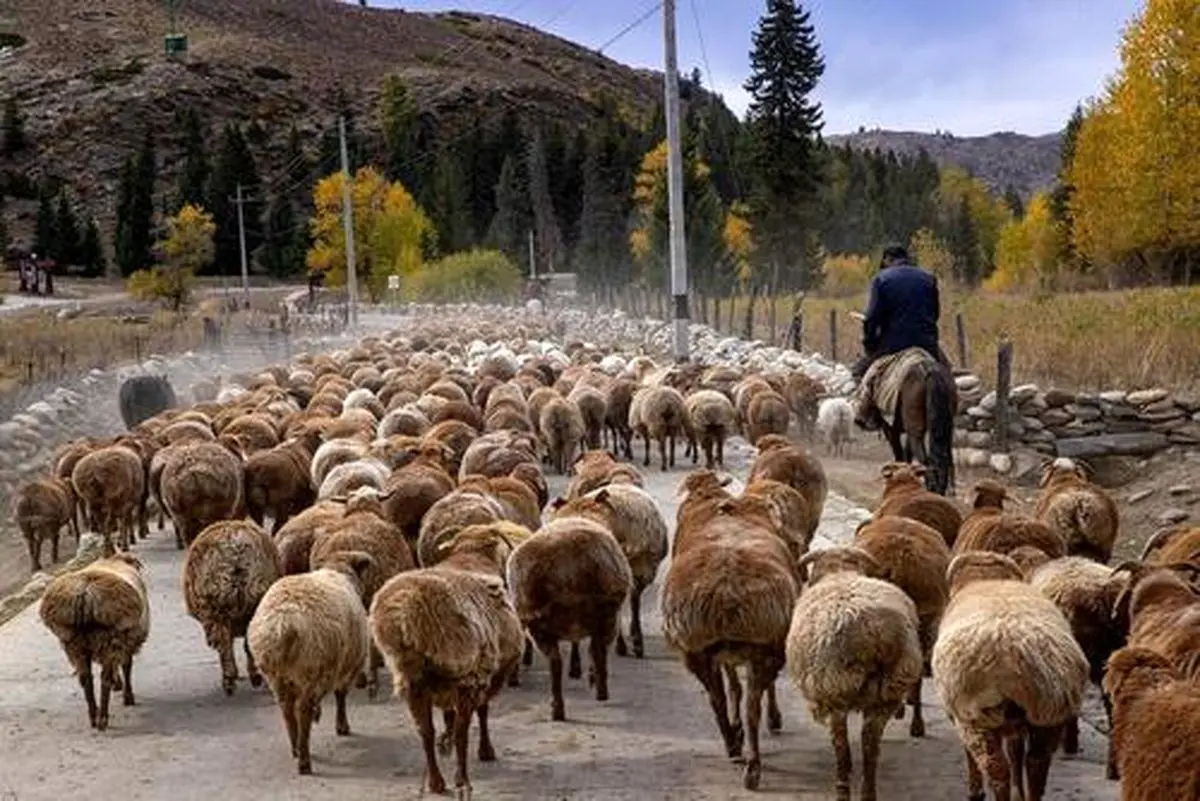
[830,712,852,801]
[684,652,741,760]
[78,663,99,729]
[334,688,351,736]
[628,587,645,658]
[742,662,772,790]
[860,710,889,801]
[295,692,316,775]
[1007,733,1027,801]
[722,664,746,759]
[438,709,455,755]
[25,534,41,572]
[1061,715,1079,755]
[277,685,300,758]
[907,677,925,737]
[244,637,263,689]
[213,627,238,696]
[121,657,135,706]
[452,696,474,800]
[1025,724,1064,801]
[97,664,115,731]
[540,637,567,721]
[409,689,446,794]
[964,729,1010,801]
[568,641,583,679]
[476,703,496,762]
[587,614,616,702]
[1102,694,1119,780]
[766,681,782,733]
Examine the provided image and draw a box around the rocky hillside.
[0,0,663,236]
[826,128,1065,199]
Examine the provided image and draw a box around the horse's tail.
[926,364,956,495]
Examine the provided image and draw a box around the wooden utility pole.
[663,0,689,362]
[339,115,359,327]
[233,183,251,308]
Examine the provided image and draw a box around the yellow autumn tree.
[128,203,214,311]
[307,166,434,302]
[1069,0,1200,282]
[934,166,1012,273]
[987,192,1065,292]
[820,253,873,297]
[724,201,755,287]
[909,227,955,282]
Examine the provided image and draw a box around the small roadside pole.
[387,274,400,310]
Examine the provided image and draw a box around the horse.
[855,347,957,496]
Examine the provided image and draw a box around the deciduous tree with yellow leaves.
[128,203,214,311]
[1069,0,1200,284]
[307,166,434,302]
[987,192,1065,292]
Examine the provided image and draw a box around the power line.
[598,1,663,55]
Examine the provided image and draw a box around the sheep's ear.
[879,463,898,479]
[328,494,348,504]
[594,488,611,506]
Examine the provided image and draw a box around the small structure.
[13,250,55,296]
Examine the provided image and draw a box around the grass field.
[717,286,1200,393]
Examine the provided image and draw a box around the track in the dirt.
[0,442,1119,801]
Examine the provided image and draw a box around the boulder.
[1055,432,1171,459]
[1043,389,1075,407]
[1127,388,1169,407]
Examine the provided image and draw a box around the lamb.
[932,551,1089,801]
[159,441,245,549]
[247,550,375,775]
[685,388,737,469]
[1102,646,1200,801]
[370,522,527,797]
[1034,458,1120,563]
[539,394,586,476]
[628,384,692,471]
[547,484,668,659]
[507,515,634,722]
[955,479,1067,561]
[182,519,282,695]
[874,462,963,549]
[853,515,951,738]
[816,396,855,458]
[15,476,76,571]
[661,493,797,790]
[787,547,922,801]
[71,444,145,556]
[784,371,825,441]
[1028,556,1130,777]
[38,553,150,730]
[748,433,827,541]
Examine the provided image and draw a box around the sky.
[372,0,1141,136]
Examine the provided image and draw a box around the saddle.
[852,347,938,431]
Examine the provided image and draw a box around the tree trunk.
[712,295,722,332]
[744,285,757,340]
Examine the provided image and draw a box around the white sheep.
[817,396,855,458]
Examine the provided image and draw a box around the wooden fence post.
[829,309,838,363]
[955,312,968,369]
[995,339,1014,453]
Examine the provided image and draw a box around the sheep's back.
[183,523,281,634]
[582,485,668,585]
[40,560,150,664]
[508,519,633,621]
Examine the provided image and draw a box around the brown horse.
[857,349,957,496]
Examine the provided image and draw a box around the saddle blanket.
[853,347,936,430]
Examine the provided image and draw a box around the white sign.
[387,275,400,291]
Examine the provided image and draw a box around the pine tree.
[380,74,421,188]
[486,155,533,272]
[1050,103,1085,262]
[949,195,981,285]
[54,190,81,266]
[427,148,473,255]
[526,130,565,273]
[743,0,827,290]
[114,130,157,276]
[1003,185,1025,219]
[177,107,210,211]
[575,124,632,293]
[208,123,261,276]
[79,217,107,278]
[258,193,305,278]
[2,96,26,155]
[34,189,56,258]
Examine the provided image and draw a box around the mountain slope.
[826,129,1065,199]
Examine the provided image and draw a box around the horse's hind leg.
[881,423,906,463]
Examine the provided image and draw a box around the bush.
[820,253,874,297]
[127,266,194,311]
[405,249,523,304]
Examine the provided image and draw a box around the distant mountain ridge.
[826,128,1065,199]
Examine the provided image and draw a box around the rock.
[1099,390,1128,404]
[1168,484,1193,496]
[1022,416,1045,431]
[1074,393,1100,407]
[1009,384,1039,404]
[1031,441,1057,456]
[1065,404,1103,422]
[1127,388,1169,407]
[1128,489,1154,504]
[1019,395,1048,414]
[1044,389,1075,408]
[955,374,982,392]
[966,431,992,448]
[980,391,998,411]
[1157,508,1191,526]
[1099,402,1139,419]
[1106,419,1155,434]
[1055,432,1171,459]
[1040,409,1074,427]
[1150,419,1189,433]
[1143,398,1184,416]
[989,453,1014,475]
[1140,408,1186,424]
[953,428,970,447]
[1021,430,1057,444]
[967,406,992,420]
[1174,393,1200,413]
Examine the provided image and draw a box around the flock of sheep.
[11,308,1200,801]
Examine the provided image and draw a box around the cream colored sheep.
[685,388,737,469]
[787,547,922,801]
[628,384,692,471]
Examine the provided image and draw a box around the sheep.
[816,396,855,458]
[316,457,390,500]
[1140,524,1200,565]
[742,477,814,558]
[379,405,431,438]
[787,547,923,801]
[539,394,586,476]
[1035,458,1120,563]
[629,384,693,471]
[272,500,345,576]
[71,444,145,556]
[547,483,668,659]
[159,441,245,549]
[1028,556,1130,777]
[310,438,370,490]
[370,522,528,797]
[1102,646,1200,801]
[507,515,633,722]
[748,434,827,542]
[661,493,797,789]
[15,476,76,571]
[853,515,951,738]
[685,388,737,469]
[932,551,1090,801]
[874,462,963,549]
[242,430,322,535]
[458,474,542,534]
[38,553,150,730]
[247,550,375,775]
[956,479,1067,562]
[745,388,791,446]
[1112,562,1200,682]
[564,449,644,500]
[422,419,479,477]
[784,370,825,441]
[602,378,637,458]
[381,447,457,543]
[568,383,608,450]
[416,488,506,568]
[182,519,282,695]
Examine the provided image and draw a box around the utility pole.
[234,183,250,308]
[528,229,537,280]
[339,115,359,327]
[663,0,690,362]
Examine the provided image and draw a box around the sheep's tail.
[925,364,956,496]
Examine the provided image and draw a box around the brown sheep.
[956,480,1067,561]
[874,462,964,549]
[71,444,145,556]
[568,384,608,450]
[415,489,506,568]
[459,474,542,533]
[854,515,952,738]
[1035,458,1120,563]
[243,429,322,535]
[743,477,816,558]
[748,434,828,538]
[159,441,245,549]
[15,476,76,571]
[182,519,282,695]
[370,522,527,797]
[565,449,644,500]
[629,385,693,471]
[784,371,825,441]
[1112,562,1200,683]
[507,515,634,722]
[38,553,150,731]
[381,447,457,544]
[685,389,737,470]
[745,388,791,446]
[272,500,345,576]
[422,419,480,478]
[1102,647,1200,801]
[539,395,586,476]
[1139,523,1200,566]
[603,378,637,458]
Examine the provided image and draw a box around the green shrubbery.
[406,249,524,303]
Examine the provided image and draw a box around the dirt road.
[0,437,1119,801]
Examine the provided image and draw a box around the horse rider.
[850,244,953,385]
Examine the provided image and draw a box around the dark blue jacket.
[862,263,941,357]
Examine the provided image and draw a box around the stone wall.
[953,371,1200,472]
